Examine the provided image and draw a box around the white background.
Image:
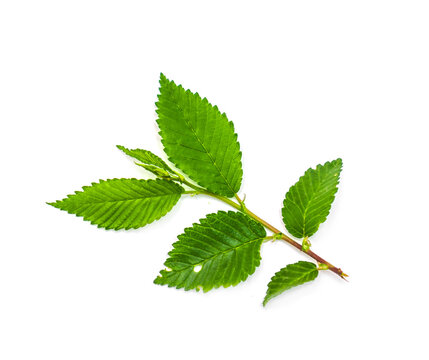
[1,1,428,359]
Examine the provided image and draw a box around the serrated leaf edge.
[282,158,342,238]
[154,210,266,291]
[47,178,184,230]
[156,74,243,197]
[263,261,319,306]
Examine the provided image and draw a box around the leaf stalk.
[183,184,347,279]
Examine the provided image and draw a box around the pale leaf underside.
[156,74,243,198]
[117,145,175,174]
[154,211,266,292]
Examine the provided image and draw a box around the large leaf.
[282,159,342,238]
[263,261,318,306]
[117,145,175,175]
[154,211,266,291]
[156,74,243,198]
[48,179,184,230]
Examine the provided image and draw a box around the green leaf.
[154,211,266,291]
[156,74,243,198]
[282,159,342,239]
[263,261,318,306]
[48,178,184,230]
[135,163,171,178]
[117,145,175,174]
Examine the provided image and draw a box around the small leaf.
[263,261,318,306]
[282,159,342,238]
[154,211,266,291]
[117,145,175,174]
[48,178,184,230]
[135,163,171,178]
[156,74,243,198]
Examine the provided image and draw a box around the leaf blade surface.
[48,178,184,230]
[117,145,174,174]
[156,74,242,197]
[263,261,318,306]
[154,211,266,291]
[282,159,342,238]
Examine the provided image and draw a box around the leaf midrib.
[68,191,180,205]
[267,266,317,300]
[285,270,317,287]
[180,110,236,196]
[169,236,263,272]
[301,175,323,236]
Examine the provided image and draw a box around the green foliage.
[263,261,319,306]
[156,74,243,198]
[282,159,342,239]
[154,211,266,291]
[135,163,171,178]
[48,74,346,305]
[48,179,184,230]
[117,145,175,176]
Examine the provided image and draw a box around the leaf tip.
[159,72,169,84]
[46,200,62,209]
